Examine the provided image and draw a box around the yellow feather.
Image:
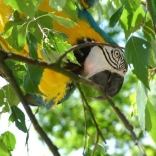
[39,0,105,44]
[0,0,12,33]
[52,19,105,44]
[38,69,71,107]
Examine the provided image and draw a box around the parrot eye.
[114,50,120,58]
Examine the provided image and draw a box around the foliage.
[0,0,156,156]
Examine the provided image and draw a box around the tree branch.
[0,52,61,156]
[0,49,146,156]
[56,42,124,64]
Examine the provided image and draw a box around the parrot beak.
[89,70,124,99]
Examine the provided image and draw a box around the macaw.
[0,0,127,109]
[26,0,127,109]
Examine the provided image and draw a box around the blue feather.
[26,83,76,109]
[78,8,117,45]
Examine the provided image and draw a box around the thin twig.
[0,53,61,156]
[76,83,106,144]
[56,42,124,64]
[0,49,146,156]
[82,101,88,155]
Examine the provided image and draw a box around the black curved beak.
[89,70,124,98]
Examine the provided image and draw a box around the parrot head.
[65,38,127,98]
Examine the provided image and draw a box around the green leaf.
[26,32,38,59]
[27,21,43,43]
[47,31,70,53]
[49,12,77,28]
[0,85,20,109]
[120,0,140,13]
[4,0,42,18]
[6,25,27,51]
[129,92,137,115]
[0,131,16,151]
[23,65,43,94]
[49,0,67,10]
[131,7,144,27]
[150,36,156,66]
[136,81,147,130]
[84,145,107,156]
[143,20,155,41]
[0,142,9,156]
[120,7,144,38]
[125,36,151,87]
[41,32,79,65]
[40,47,61,63]
[6,60,26,86]
[119,9,130,38]
[62,0,77,21]
[9,106,27,133]
[37,11,53,30]
[147,0,156,27]
[145,101,156,144]
[109,6,124,27]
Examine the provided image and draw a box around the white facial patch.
[83,46,126,78]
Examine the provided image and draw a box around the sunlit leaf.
[49,0,67,10]
[119,9,130,38]
[136,81,147,130]
[120,7,144,38]
[4,0,42,18]
[6,60,26,86]
[9,106,27,133]
[27,21,43,43]
[6,25,27,51]
[145,101,156,144]
[130,7,144,28]
[49,12,77,28]
[129,92,137,115]
[47,31,70,53]
[109,6,124,27]
[62,0,77,21]
[0,85,19,109]
[120,0,140,13]
[41,32,79,65]
[125,36,151,87]
[0,131,16,151]
[0,142,9,156]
